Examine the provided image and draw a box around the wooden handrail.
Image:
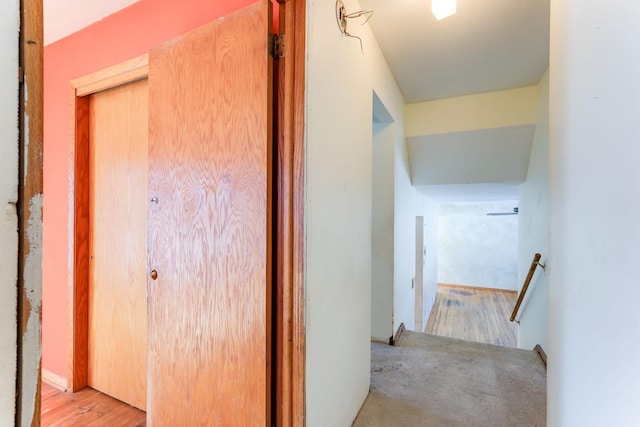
[511,253,545,322]
[534,344,547,367]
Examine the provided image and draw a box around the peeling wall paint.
[20,194,43,426]
[18,0,44,419]
[0,0,21,424]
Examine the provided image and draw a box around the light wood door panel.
[88,78,149,410]
[147,1,272,425]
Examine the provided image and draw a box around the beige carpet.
[352,331,546,427]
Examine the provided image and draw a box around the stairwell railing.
[510,253,545,322]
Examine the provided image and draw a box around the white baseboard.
[42,369,67,392]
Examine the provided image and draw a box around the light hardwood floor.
[41,383,145,426]
[425,283,517,347]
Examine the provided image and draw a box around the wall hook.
[335,0,374,54]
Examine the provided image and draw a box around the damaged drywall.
[0,0,20,424]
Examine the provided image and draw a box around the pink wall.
[44,0,277,377]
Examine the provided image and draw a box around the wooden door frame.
[275,1,306,425]
[68,54,150,392]
[66,0,306,424]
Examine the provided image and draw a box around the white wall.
[549,1,640,425]
[305,0,378,424]
[0,1,19,424]
[438,202,519,290]
[393,127,419,331]
[371,20,425,339]
[371,118,395,341]
[306,0,419,423]
[422,196,439,322]
[517,71,549,350]
[371,97,429,341]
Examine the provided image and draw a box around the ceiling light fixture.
[432,0,456,20]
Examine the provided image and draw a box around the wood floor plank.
[41,383,145,427]
[425,283,517,347]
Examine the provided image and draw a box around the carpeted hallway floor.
[352,331,546,427]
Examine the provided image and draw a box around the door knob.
[150,269,158,280]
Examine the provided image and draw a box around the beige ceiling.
[362,0,549,202]
[360,0,550,102]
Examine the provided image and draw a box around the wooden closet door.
[88,78,148,411]
[147,1,272,425]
